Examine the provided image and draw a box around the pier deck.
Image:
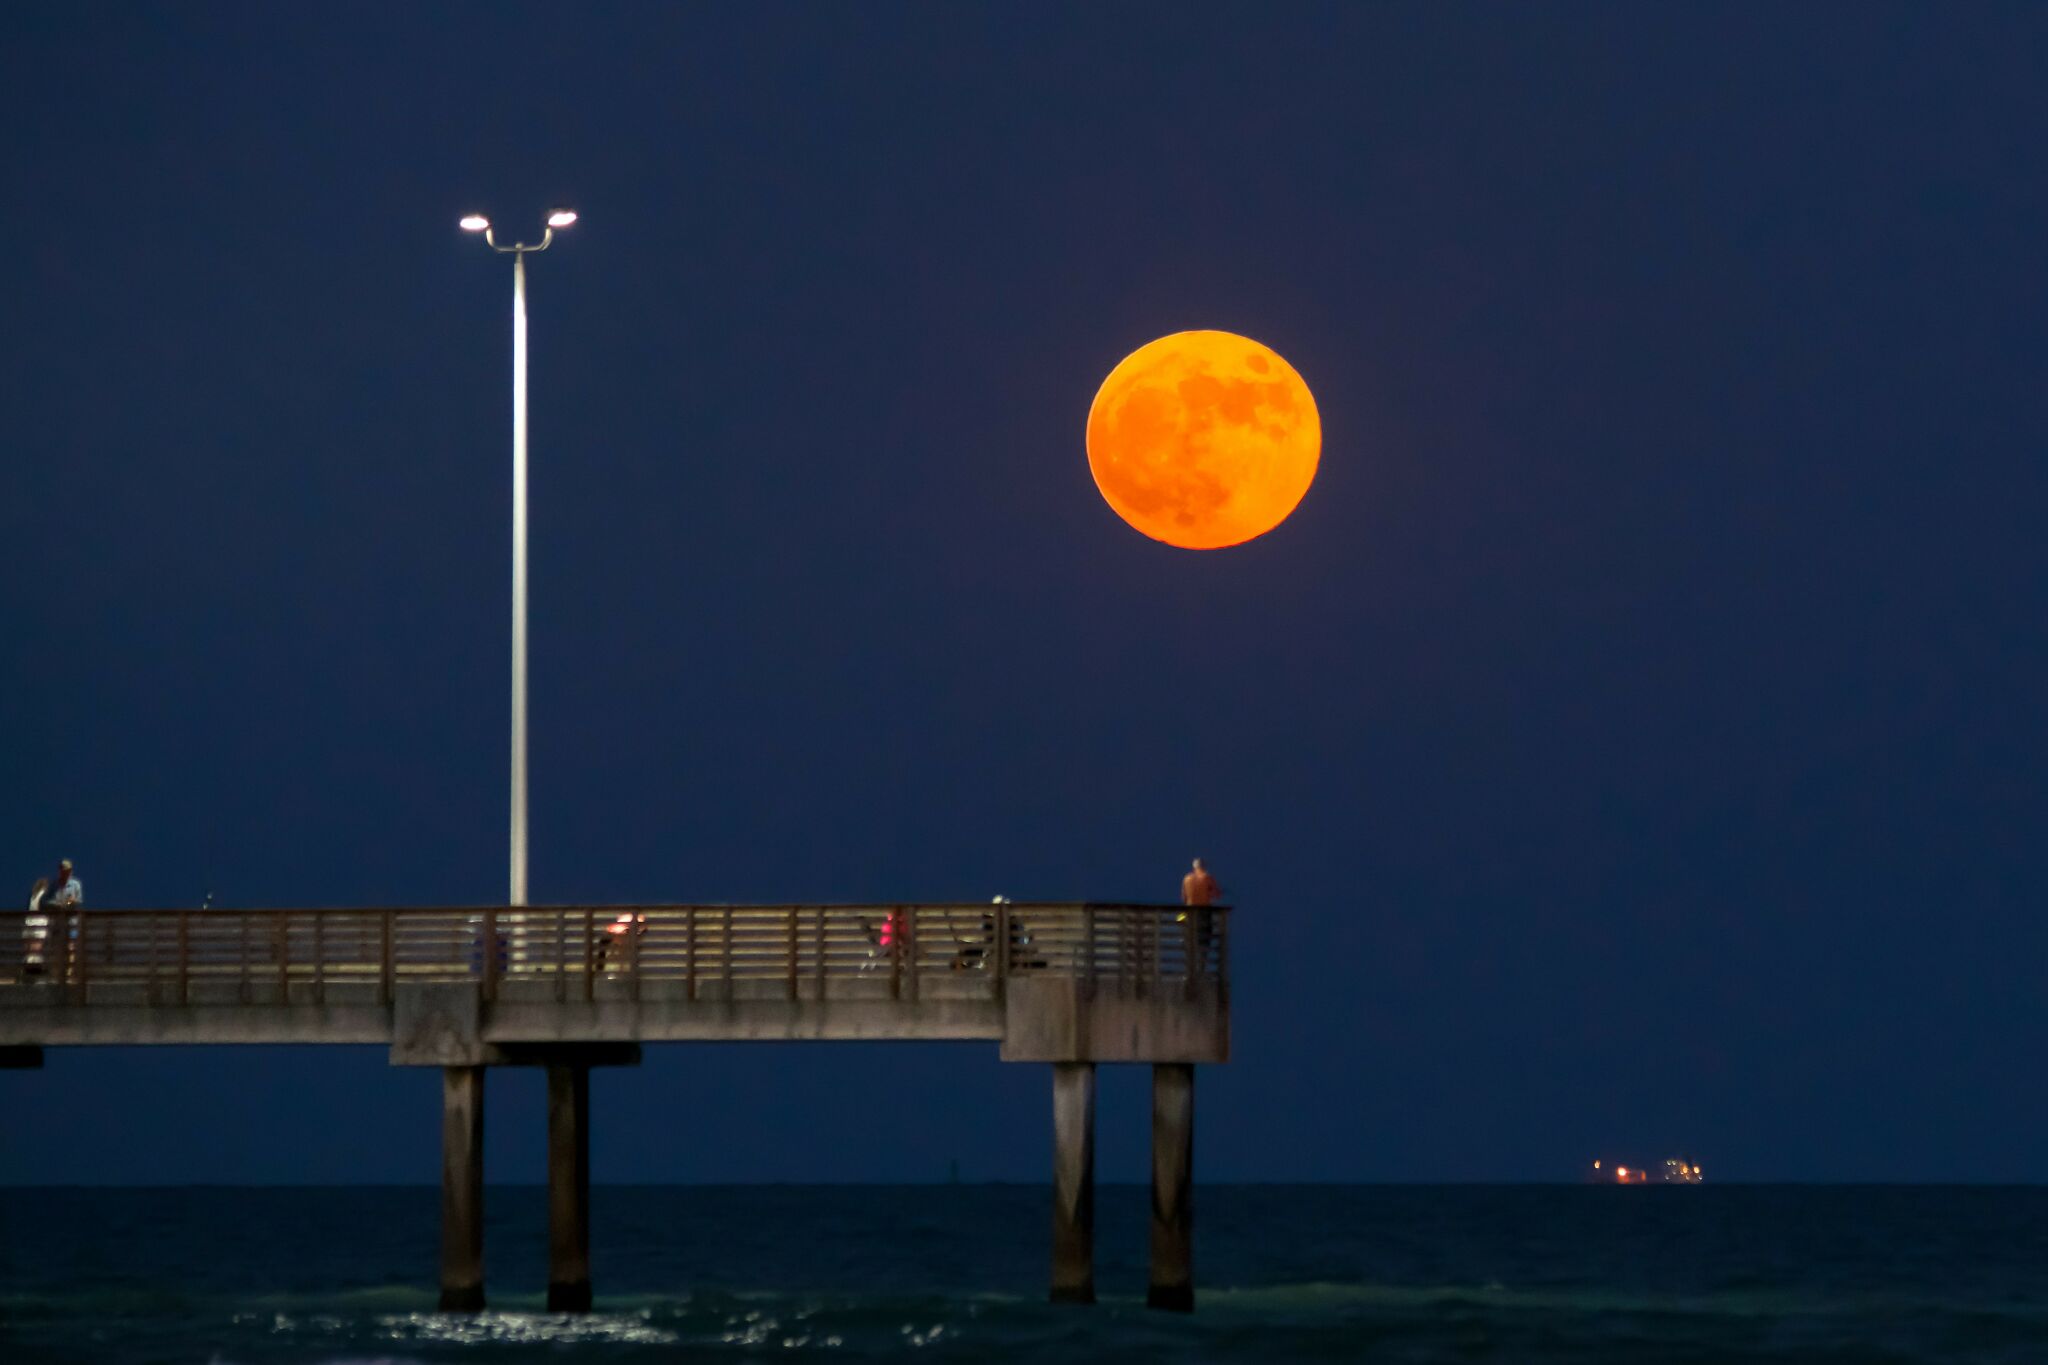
[0,903,1227,1060]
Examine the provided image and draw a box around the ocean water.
[3,1185,2045,1363]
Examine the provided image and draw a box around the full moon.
[1086,330,1321,550]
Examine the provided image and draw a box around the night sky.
[5,3,2046,1185]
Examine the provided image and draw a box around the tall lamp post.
[461,208,577,914]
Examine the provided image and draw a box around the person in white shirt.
[23,858,80,978]
[46,859,83,908]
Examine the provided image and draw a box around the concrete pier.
[1147,1062,1194,1312]
[439,1066,486,1312]
[546,1062,593,1312]
[1049,1062,1097,1304]
[1,902,1229,1308]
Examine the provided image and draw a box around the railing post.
[905,908,919,1003]
[1148,910,1159,992]
[379,911,395,1006]
[628,907,641,1004]
[813,906,825,1000]
[37,910,55,992]
[582,909,595,1002]
[1217,910,1230,1001]
[1183,909,1198,1000]
[238,911,251,1004]
[1110,909,1124,997]
[1146,910,1158,994]
[994,901,1010,997]
[275,912,290,1003]
[482,910,499,1001]
[1129,910,1140,991]
[1124,910,1137,998]
[785,907,798,1001]
[177,910,190,1007]
[1081,904,1096,1000]
[47,910,62,990]
[147,910,161,1006]
[555,909,567,1003]
[1129,910,1140,996]
[888,908,902,1001]
[684,907,696,1002]
[70,912,87,1002]
[313,912,326,1005]
[1152,909,1164,993]
[722,906,733,995]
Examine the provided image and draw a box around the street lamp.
[462,209,576,914]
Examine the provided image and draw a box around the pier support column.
[439,1065,486,1312]
[1147,1063,1194,1312]
[1049,1061,1096,1304]
[546,1062,593,1312]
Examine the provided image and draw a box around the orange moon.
[1086,330,1321,549]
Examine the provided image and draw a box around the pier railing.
[0,903,1228,1006]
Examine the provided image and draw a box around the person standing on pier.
[46,859,83,910]
[23,859,82,980]
[1180,858,1220,966]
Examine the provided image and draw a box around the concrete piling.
[1049,1061,1097,1304]
[546,1062,593,1312]
[1147,1062,1194,1312]
[439,1065,486,1312]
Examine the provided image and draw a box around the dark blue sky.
[4,3,2046,1183]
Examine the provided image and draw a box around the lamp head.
[546,208,579,229]
[459,214,490,232]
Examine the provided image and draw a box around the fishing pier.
[0,902,1229,1311]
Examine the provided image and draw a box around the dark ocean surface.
[2,1185,2044,1363]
